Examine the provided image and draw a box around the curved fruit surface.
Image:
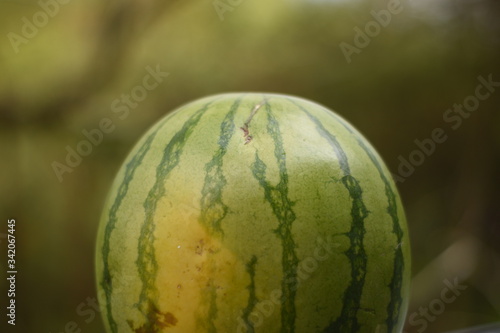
[95,93,411,333]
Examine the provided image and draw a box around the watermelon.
[95,93,411,333]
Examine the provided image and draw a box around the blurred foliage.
[0,0,499,332]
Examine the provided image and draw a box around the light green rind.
[95,93,411,333]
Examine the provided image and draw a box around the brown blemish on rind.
[127,302,178,332]
[195,239,205,255]
[161,312,178,327]
[240,100,266,145]
[195,238,219,256]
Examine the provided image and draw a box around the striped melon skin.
[95,93,411,333]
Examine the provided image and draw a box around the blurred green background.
[1,0,499,332]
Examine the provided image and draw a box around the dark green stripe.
[327,112,405,332]
[197,97,243,331]
[327,175,369,332]
[200,97,243,235]
[206,280,219,333]
[101,115,173,333]
[251,100,298,333]
[241,255,258,333]
[285,98,368,332]
[135,99,216,331]
[208,281,218,333]
[194,279,218,333]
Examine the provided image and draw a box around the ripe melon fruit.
[95,93,411,333]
